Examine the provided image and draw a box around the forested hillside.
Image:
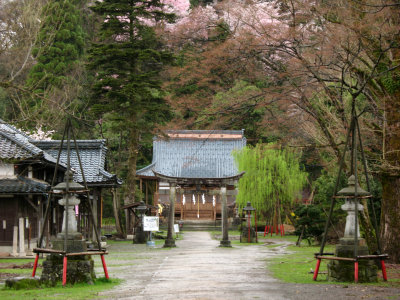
[0,0,399,262]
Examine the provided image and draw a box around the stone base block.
[163,238,176,248]
[219,240,232,247]
[52,239,87,253]
[240,227,256,243]
[40,238,95,285]
[40,255,96,285]
[328,259,378,283]
[327,240,378,283]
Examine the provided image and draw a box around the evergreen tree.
[88,0,175,208]
[234,144,307,225]
[24,0,86,129]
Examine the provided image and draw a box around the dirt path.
[97,232,400,300]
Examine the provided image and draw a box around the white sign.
[174,224,179,233]
[143,216,159,231]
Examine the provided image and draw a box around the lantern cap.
[337,175,370,197]
[135,201,148,214]
[52,170,85,192]
[243,201,255,211]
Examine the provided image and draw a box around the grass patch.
[0,277,121,300]
[0,269,41,275]
[0,258,39,264]
[268,241,400,287]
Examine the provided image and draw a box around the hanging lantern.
[182,194,186,205]
[213,195,216,207]
[192,194,196,205]
[202,194,205,204]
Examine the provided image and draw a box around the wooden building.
[136,130,246,222]
[0,120,120,255]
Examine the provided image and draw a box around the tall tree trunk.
[381,91,400,263]
[124,128,139,233]
[112,188,125,238]
[380,175,400,263]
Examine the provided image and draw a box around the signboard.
[143,216,159,231]
[174,224,179,233]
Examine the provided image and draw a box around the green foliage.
[88,0,175,202]
[21,0,87,130]
[26,0,85,92]
[293,204,325,245]
[234,144,307,216]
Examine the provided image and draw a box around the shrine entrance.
[152,171,244,248]
[175,191,221,221]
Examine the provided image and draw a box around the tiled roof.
[33,140,121,186]
[137,130,246,178]
[0,121,60,165]
[0,176,49,194]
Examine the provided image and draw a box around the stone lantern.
[338,175,369,242]
[134,201,148,244]
[327,175,378,282]
[53,170,85,240]
[240,202,257,243]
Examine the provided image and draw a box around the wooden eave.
[152,170,245,186]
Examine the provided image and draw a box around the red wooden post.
[313,258,321,281]
[101,254,109,279]
[255,211,258,243]
[32,254,39,277]
[354,261,359,283]
[264,225,268,237]
[280,224,283,236]
[62,256,68,286]
[282,224,285,236]
[381,259,388,281]
[247,211,251,243]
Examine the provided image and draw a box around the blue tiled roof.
[0,176,49,194]
[0,119,119,186]
[0,120,60,166]
[34,140,121,186]
[137,130,246,178]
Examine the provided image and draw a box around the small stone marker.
[19,218,26,257]
[12,226,18,257]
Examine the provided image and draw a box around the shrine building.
[136,130,246,222]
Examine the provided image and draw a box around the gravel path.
[97,232,400,300]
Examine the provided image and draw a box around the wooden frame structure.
[31,119,109,285]
[313,106,388,283]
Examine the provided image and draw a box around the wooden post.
[180,193,183,220]
[313,258,321,281]
[219,185,231,247]
[145,181,148,205]
[62,256,68,286]
[164,182,176,248]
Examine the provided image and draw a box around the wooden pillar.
[180,193,183,220]
[145,181,148,205]
[164,182,176,247]
[92,191,98,241]
[220,184,231,247]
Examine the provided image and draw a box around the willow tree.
[234,144,307,227]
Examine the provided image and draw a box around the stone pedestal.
[327,238,377,283]
[240,227,256,243]
[40,239,96,285]
[134,225,147,244]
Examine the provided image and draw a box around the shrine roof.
[0,120,62,166]
[33,140,121,186]
[0,176,49,194]
[137,130,246,179]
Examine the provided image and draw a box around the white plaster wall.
[0,162,14,177]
